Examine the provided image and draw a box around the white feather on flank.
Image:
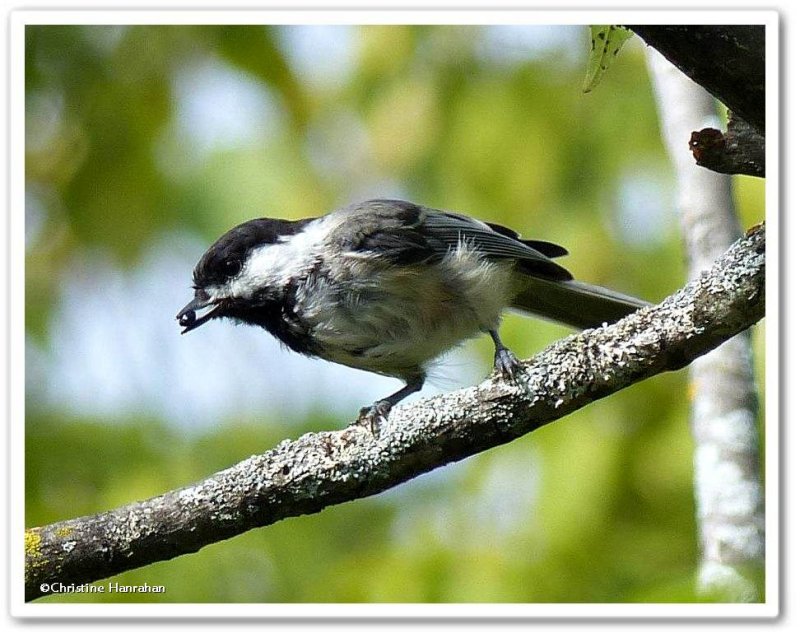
[439,241,513,329]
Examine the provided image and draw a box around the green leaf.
[582,25,634,93]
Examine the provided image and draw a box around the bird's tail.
[510,274,649,329]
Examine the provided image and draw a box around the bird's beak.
[176,292,219,334]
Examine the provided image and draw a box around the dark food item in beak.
[177,309,196,328]
[176,297,217,334]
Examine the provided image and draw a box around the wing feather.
[340,200,572,281]
[421,211,572,280]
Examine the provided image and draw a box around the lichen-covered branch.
[25,225,765,602]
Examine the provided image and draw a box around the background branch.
[25,225,766,602]
[647,49,764,602]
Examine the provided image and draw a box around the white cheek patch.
[211,217,334,301]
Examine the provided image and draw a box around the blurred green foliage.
[25,24,765,603]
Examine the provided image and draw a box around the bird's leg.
[488,329,523,382]
[358,374,425,435]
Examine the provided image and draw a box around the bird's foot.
[494,347,524,383]
[357,400,392,436]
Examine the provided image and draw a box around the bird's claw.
[494,347,523,383]
[357,400,392,436]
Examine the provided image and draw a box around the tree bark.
[25,225,766,602]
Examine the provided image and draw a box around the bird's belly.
[295,251,514,377]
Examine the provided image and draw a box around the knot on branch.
[689,114,765,178]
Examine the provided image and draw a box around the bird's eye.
[222,259,241,277]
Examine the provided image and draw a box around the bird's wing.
[420,209,573,280]
[337,199,572,280]
[484,221,569,258]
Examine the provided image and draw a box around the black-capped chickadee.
[177,199,646,426]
